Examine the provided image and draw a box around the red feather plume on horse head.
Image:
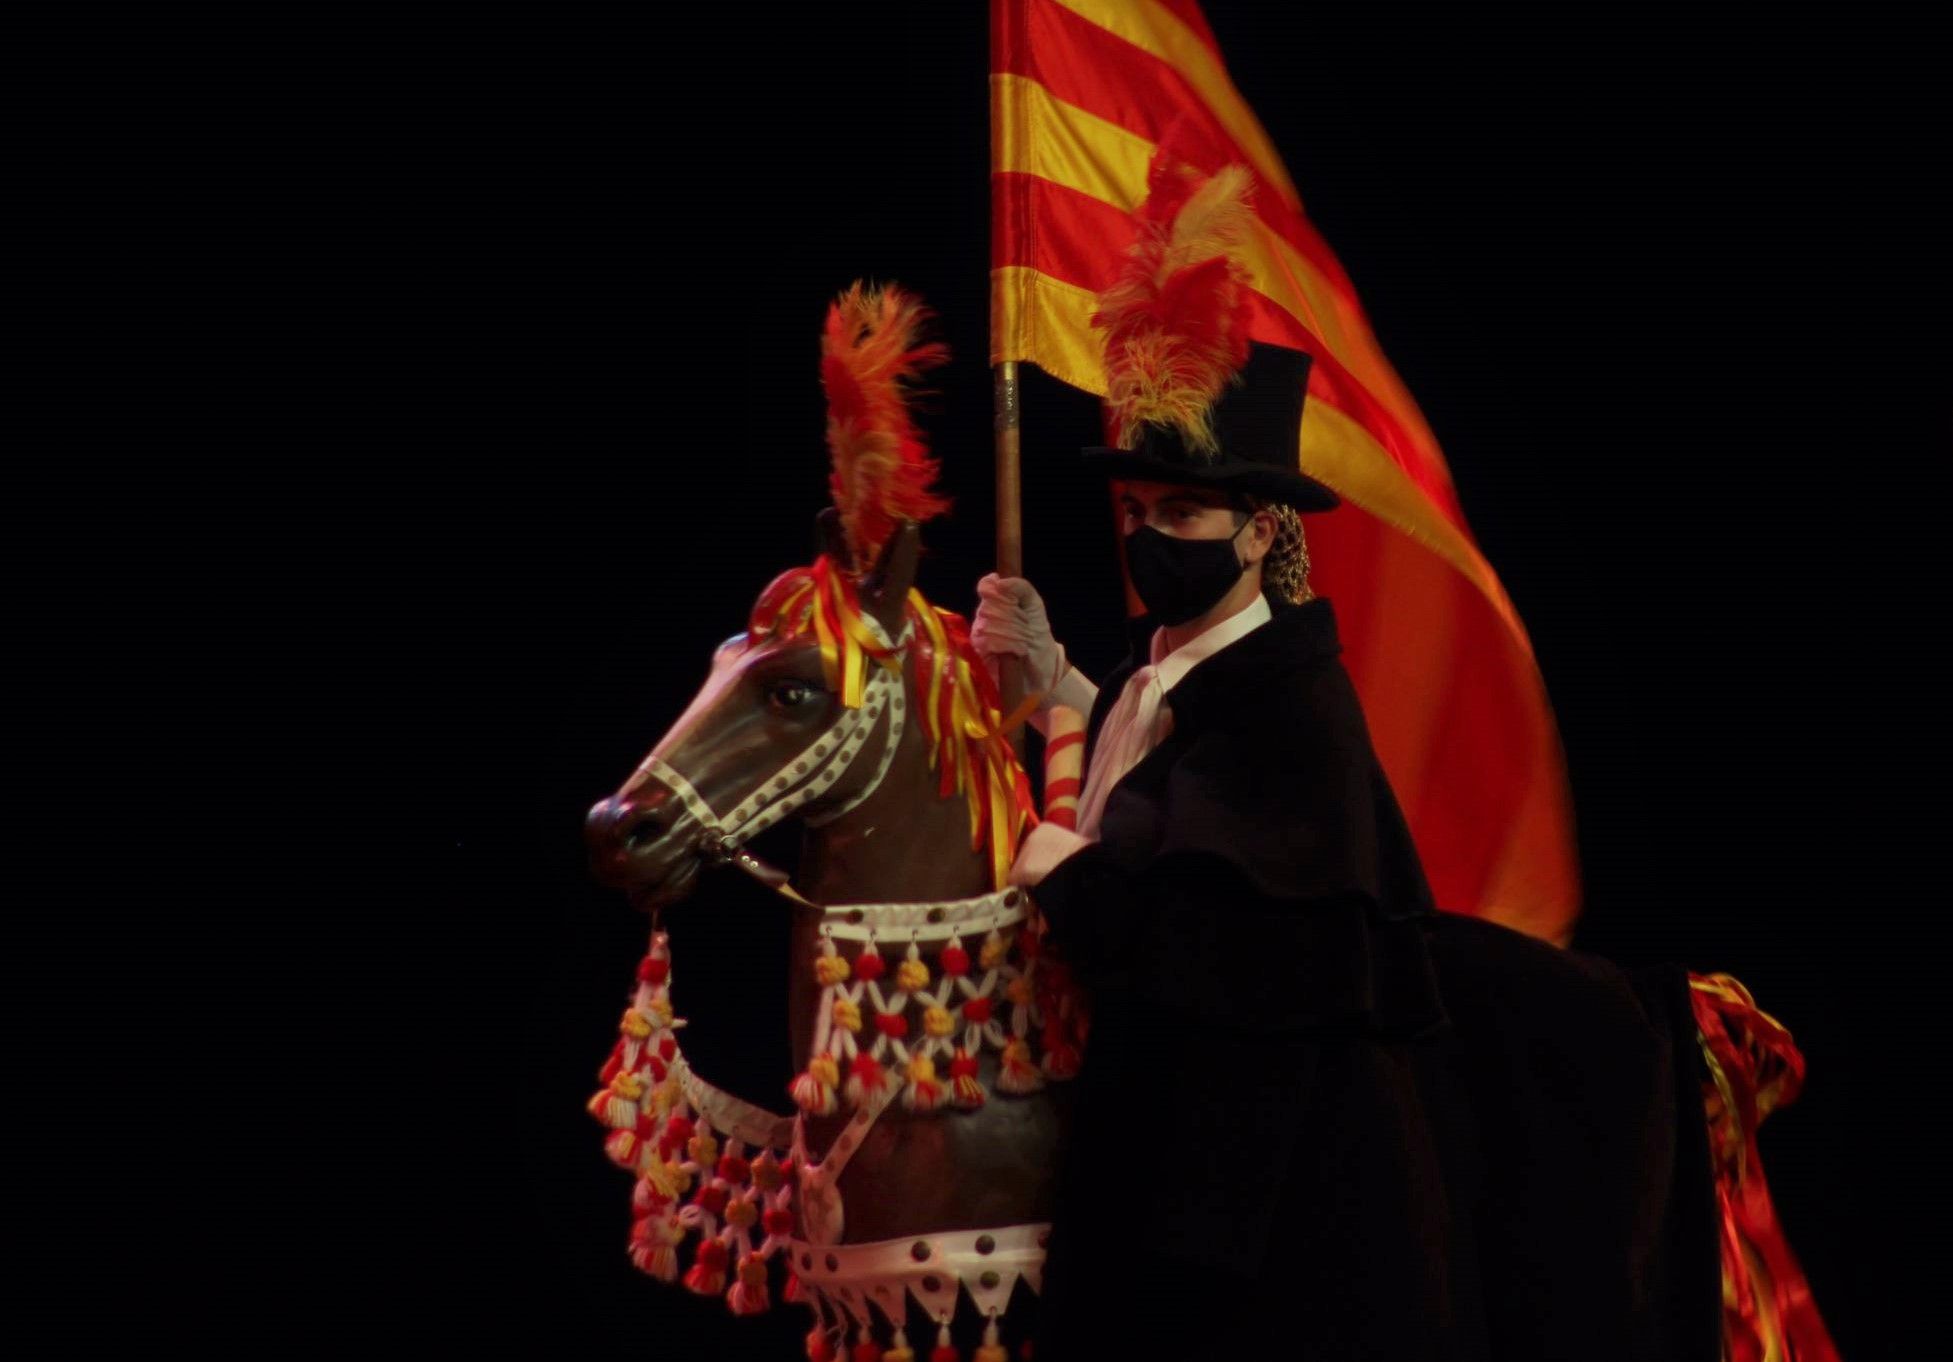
[1091,139,1256,457]
[821,282,952,571]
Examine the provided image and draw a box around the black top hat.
[1082,342,1338,511]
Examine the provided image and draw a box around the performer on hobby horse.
[976,156,1747,1361]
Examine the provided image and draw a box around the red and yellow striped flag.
[992,0,1580,942]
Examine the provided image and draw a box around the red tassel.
[845,1053,893,1106]
[854,950,887,982]
[1039,1041,1080,1081]
[806,1326,835,1362]
[762,1206,795,1238]
[598,1039,626,1084]
[940,944,970,976]
[961,995,993,1023]
[637,955,670,984]
[1019,924,1041,960]
[602,1128,640,1168]
[629,1240,679,1282]
[947,1049,985,1109]
[627,1214,681,1282]
[852,1334,883,1362]
[683,1238,730,1296]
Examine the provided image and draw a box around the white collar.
[1147,592,1272,694]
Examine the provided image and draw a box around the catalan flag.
[992,0,1580,942]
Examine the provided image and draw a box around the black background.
[13,5,1942,1354]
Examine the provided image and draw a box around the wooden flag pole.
[994,360,1027,758]
[994,361,1022,576]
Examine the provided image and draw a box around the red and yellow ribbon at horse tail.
[990,0,1578,944]
[1688,973,1841,1362]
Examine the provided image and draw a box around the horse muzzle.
[585,783,714,907]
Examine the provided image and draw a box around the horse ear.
[814,508,853,573]
[864,520,921,636]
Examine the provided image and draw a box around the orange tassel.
[727,1252,771,1315]
[997,1039,1043,1095]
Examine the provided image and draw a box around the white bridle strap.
[640,618,911,849]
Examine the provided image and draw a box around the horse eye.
[767,679,817,710]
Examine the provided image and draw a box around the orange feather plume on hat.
[1090,145,1256,458]
[821,282,952,570]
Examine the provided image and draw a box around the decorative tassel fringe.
[903,1055,946,1112]
[682,1237,731,1296]
[895,943,931,993]
[603,1127,640,1168]
[793,1067,840,1116]
[845,1053,895,1107]
[727,1253,771,1315]
[628,1214,682,1282]
[630,1241,679,1282]
[931,1320,962,1362]
[997,1039,1043,1094]
[1038,1042,1080,1081]
[724,1194,760,1233]
[949,1048,987,1109]
[882,1326,915,1362]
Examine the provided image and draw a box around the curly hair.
[1231,494,1313,604]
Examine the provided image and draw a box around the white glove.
[971,573,1064,693]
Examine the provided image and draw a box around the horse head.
[586,513,942,909]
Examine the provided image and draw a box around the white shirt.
[1074,592,1272,839]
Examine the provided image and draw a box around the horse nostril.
[614,792,679,853]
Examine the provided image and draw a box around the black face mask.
[1124,519,1249,626]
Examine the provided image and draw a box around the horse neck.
[784,691,995,1070]
[793,685,993,907]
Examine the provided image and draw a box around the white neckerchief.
[1073,593,1272,839]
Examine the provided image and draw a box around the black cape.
[1029,597,1720,1361]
